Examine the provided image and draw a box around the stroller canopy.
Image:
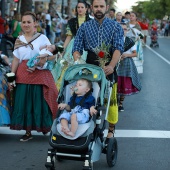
[58,64,108,106]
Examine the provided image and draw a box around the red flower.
[98,51,105,58]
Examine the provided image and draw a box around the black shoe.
[118,105,124,112]
[20,132,33,142]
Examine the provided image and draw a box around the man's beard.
[94,11,105,19]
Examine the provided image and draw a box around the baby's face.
[46,45,56,52]
[74,80,90,96]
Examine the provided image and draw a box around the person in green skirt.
[9,11,58,142]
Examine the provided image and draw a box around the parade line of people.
[0,0,145,142]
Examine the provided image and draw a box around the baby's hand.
[58,103,67,110]
[90,106,97,116]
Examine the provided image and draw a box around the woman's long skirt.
[10,84,53,133]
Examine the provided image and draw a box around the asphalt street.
[0,36,170,170]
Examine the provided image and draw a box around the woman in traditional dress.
[51,0,91,90]
[117,23,142,112]
[9,11,58,142]
[126,12,144,74]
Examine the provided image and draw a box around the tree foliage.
[132,0,170,20]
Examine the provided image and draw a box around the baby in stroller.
[45,64,118,170]
[150,30,159,47]
[58,78,97,137]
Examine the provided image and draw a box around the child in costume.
[58,78,97,137]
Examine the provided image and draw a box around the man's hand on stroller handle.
[90,106,97,116]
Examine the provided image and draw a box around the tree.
[132,0,170,20]
[20,0,32,15]
[107,0,117,8]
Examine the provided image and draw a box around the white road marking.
[1,127,170,138]
[115,130,170,138]
[0,127,49,136]
[146,45,170,65]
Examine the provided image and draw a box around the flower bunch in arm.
[93,42,111,69]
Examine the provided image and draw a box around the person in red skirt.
[9,11,58,142]
[117,23,142,112]
[138,19,149,45]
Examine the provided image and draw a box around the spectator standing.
[36,13,43,34]
[10,13,21,44]
[109,8,115,19]
[123,11,130,23]
[54,13,62,43]
[164,21,169,37]
[45,19,51,40]
[114,12,124,23]
[60,16,69,42]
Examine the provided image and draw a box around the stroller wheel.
[106,137,118,167]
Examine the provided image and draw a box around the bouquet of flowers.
[93,42,111,68]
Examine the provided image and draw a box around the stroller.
[150,30,159,47]
[45,64,118,170]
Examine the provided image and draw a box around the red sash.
[16,60,58,119]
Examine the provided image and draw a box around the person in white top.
[9,11,58,142]
[126,12,144,74]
